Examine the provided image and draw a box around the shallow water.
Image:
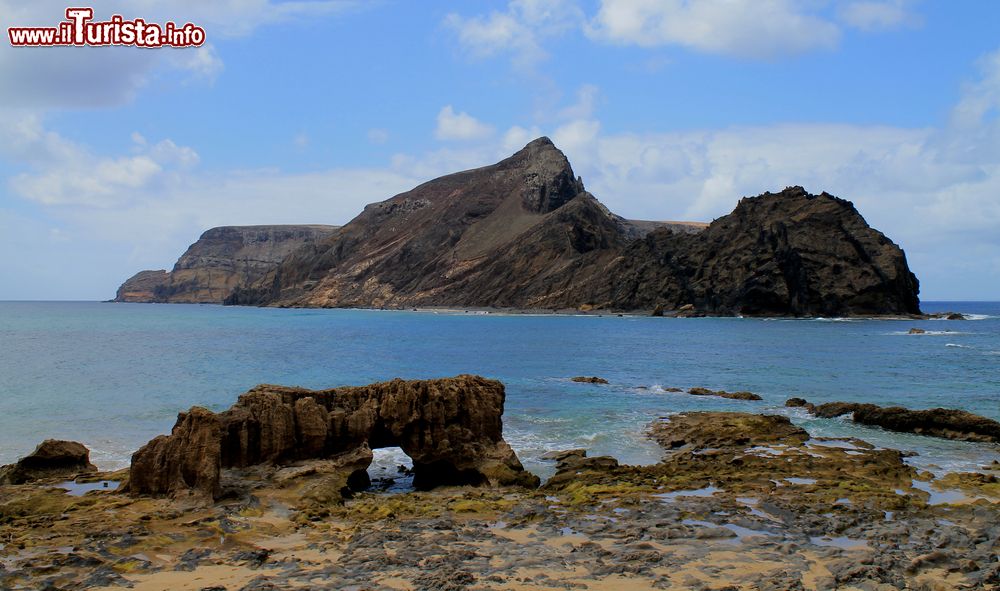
[0,301,998,480]
[55,480,120,496]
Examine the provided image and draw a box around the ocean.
[0,301,997,483]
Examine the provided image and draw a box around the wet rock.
[795,400,1000,443]
[687,388,762,401]
[540,449,587,462]
[175,548,214,571]
[908,327,926,334]
[0,440,97,485]
[650,412,809,450]
[785,397,809,408]
[238,577,279,591]
[128,375,539,500]
[571,376,608,384]
[233,548,271,569]
[412,566,476,590]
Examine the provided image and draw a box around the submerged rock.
[0,439,97,485]
[789,399,1000,443]
[126,375,539,500]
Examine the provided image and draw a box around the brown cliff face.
[224,139,919,316]
[125,375,538,500]
[114,225,339,303]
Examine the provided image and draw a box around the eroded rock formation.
[114,225,339,303]
[0,440,97,485]
[126,375,538,500]
[786,399,1000,443]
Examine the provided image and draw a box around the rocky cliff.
[114,225,339,303]
[221,138,918,316]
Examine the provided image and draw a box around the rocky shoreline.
[2,377,998,590]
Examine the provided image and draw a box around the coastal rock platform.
[1,400,998,589]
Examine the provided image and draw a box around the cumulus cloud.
[838,0,922,32]
[0,0,359,109]
[447,0,926,64]
[3,116,198,208]
[444,0,583,69]
[435,105,496,141]
[586,0,841,59]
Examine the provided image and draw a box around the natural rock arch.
[125,375,539,500]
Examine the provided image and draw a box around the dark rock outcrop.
[687,387,762,401]
[571,376,609,384]
[0,440,97,484]
[649,412,809,450]
[600,186,920,316]
[126,375,538,500]
[787,399,1000,443]
[219,138,919,316]
[114,225,339,303]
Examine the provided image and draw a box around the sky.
[1,0,999,301]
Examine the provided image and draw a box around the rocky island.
[116,138,921,317]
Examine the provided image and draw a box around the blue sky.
[2,0,999,300]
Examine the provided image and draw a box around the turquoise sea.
[0,301,998,482]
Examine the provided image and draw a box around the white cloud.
[444,0,583,69]
[0,0,360,109]
[558,84,600,120]
[434,105,496,141]
[367,128,390,144]
[502,125,543,153]
[2,114,198,208]
[950,49,1000,131]
[168,44,225,81]
[586,0,841,59]
[838,1,922,32]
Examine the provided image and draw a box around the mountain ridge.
[117,138,920,316]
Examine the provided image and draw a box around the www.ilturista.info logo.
[8,8,205,47]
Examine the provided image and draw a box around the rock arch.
[125,375,539,500]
